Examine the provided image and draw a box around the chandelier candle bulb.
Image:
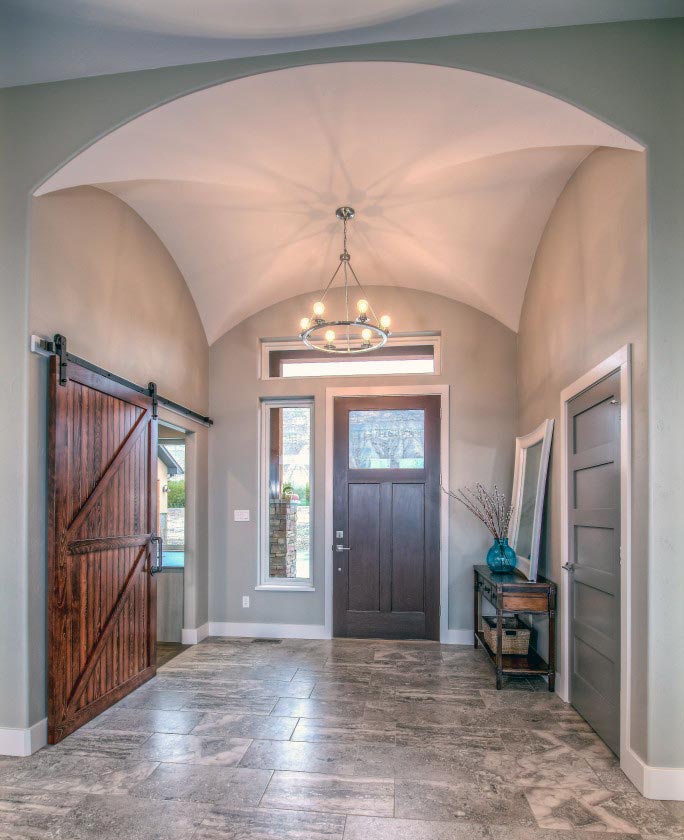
[361,328,373,344]
[300,317,310,331]
[324,330,336,344]
[380,315,391,330]
[357,299,369,314]
[312,301,325,317]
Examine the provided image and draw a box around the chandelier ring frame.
[299,320,390,354]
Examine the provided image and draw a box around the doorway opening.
[325,386,450,641]
[156,422,190,666]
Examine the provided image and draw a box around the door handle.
[150,535,163,575]
[562,562,576,572]
[335,545,351,552]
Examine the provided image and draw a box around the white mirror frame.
[509,419,554,581]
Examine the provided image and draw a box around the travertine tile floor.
[1,638,682,839]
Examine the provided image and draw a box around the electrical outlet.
[242,595,250,608]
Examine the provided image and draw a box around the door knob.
[562,562,576,572]
[335,545,351,552]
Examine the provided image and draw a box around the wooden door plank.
[66,405,150,539]
[65,543,149,713]
[68,533,151,554]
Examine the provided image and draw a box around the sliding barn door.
[47,355,158,743]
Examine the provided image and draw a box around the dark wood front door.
[568,370,621,755]
[333,395,440,639]
[47,355,158,743]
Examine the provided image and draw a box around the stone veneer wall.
[269,500,297,578]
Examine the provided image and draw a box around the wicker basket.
[483,616,531,655]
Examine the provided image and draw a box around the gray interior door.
[568,370,621,755]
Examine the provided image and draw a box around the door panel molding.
[559,346,632,763]
[324,385,450,641]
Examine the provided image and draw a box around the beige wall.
[27,186,210,721]
[30,186,209,412]
[209,286,517,633]
[516,148,648,754]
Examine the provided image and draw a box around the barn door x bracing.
[47,355,159,743]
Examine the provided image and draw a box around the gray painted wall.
[209,287,516,632]
[27,186,210,723]
[516,148,648,755]
[157,571,184,643]
[0,19,682,768]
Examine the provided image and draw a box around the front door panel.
[333,396,440,639]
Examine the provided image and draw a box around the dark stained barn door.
[333,395,440,640]
[47,355,158,743]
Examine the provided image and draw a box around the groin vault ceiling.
[37,62,641,343]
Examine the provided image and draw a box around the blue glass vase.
[486,538,517,573]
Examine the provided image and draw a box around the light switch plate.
[234,509,250,522]
[242,596,250,608]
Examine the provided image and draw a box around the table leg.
[495,607,503,690]
[473,570,479,648]
[548,608,556,692]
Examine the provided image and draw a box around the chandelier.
[298,207,391,354]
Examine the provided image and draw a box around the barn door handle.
[149,535,163,575]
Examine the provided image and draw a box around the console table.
[473,564,556,690]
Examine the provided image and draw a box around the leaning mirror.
[509,419,554,581]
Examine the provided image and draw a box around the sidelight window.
[259,399,314,589]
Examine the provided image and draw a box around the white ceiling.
[2,0,683,87]
[37,62,641,343]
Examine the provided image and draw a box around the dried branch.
[441,482,513,541]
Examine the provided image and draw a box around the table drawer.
[478,580,498,606]
[501,592,549,612]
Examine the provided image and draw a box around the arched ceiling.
[37,62,641,343]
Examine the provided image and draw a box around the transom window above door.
[261,335,440,380]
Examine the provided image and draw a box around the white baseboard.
[208,622,329,640]
[622,746,684,801]
[441,629,472,645]
[206,624,473,645]
[0,718,47,757]
[181,622,210,645]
